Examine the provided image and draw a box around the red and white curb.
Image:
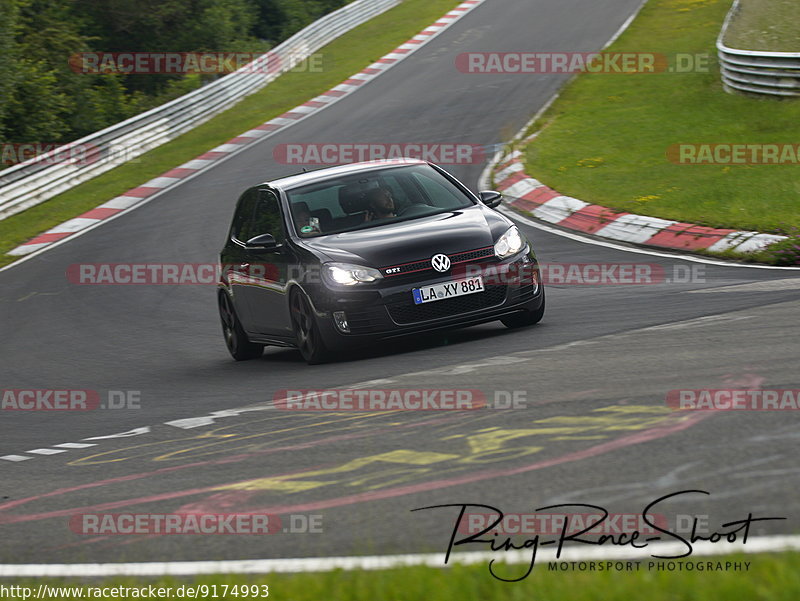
[7,0,485,259]
[493,150,787,254]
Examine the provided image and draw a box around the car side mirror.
[245,233,281,250]
[479,191,503,209]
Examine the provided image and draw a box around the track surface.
[1,0,798,565]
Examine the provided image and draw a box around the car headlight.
[494,226,526,259]
[322,262,383,286]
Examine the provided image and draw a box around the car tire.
[290,290,330,365]
[501,289,545,328]
[219,292,264,361]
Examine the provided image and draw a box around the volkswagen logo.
[431,253,451,272]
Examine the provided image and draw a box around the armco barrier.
[717,0,800,98]
[0,0,400,221]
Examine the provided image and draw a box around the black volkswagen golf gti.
[218,159,544,364]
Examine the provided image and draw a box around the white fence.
[0,0,400,220]
[717,0,800,98]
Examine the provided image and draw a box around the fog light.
[333,311,350,333]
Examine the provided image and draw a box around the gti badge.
[431,253,451,273]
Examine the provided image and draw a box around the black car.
[218,159,544,364]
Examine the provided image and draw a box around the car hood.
[300,205,511,268]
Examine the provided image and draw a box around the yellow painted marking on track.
[66,404,687,499]
[531,405,673,432]
[215,450,458,493]
[461,405,674,454]
[593,405,671,414]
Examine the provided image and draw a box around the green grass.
[519,0,800,240]
[0,0,461,268]
[4,552,800,600]
[723,0,800,52]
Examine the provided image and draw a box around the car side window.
[292,186,344,218]
[231,188,258,242]
[246,189,286,244]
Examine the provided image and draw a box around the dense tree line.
[0,0,348,146]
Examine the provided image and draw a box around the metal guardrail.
[717,0,800,98]
[0,0,400,221]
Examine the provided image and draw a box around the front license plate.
[412,276,484,305]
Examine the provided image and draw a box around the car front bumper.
[309,252,543,350]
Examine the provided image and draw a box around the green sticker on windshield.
[301,226,314,233]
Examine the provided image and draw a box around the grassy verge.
[0,0,461,268]
[520,0,800,245]
[4,552,800,600]
[723,0,800,52]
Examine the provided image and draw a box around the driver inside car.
[292,201,321,236]
[364,187,397,222]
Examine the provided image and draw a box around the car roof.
[263,158,429,191]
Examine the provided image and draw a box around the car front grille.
[386,284,507,325]
[382,246,494,277]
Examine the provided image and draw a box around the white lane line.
[164,405,276,430]
[82,427,151,440]
[52,443,98,449]
[0,536,796,577]
[687,278,800,294]
[0,455,32,462]
[639,314,754,332]
[25,448,67,456]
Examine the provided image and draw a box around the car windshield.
[285,164,475,237]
